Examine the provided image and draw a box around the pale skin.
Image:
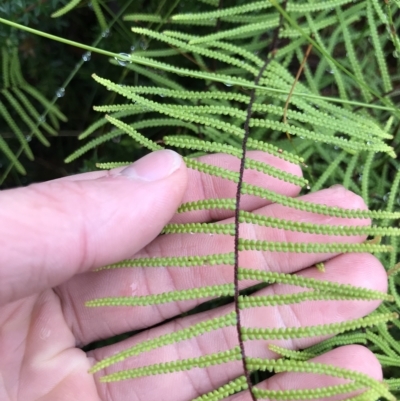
[0,150,386,401]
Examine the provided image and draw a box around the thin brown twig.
[283,42,313,141]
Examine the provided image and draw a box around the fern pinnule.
[336,7,372,103]
[253,382,362,400]
[192,376,248,401]
[164,141,306,186]
[268,344,315,361]
[99,347,242,382]
[90,0,107,32]
[366,2,393,93]
[178,198,237,213]
[131,27,260,76]
[246,358,395,401]
[95,253,235,270]
[197,0,219,7]
[343,153,359,190]
[361,151,375,207]
[96,162,129,169]
[105,115,163,151]
[51,0,81,18]
[0,101,33,160]
[238,269,393,301]
[241,183,400,219]
[90,311,237,373]
[171,2,274,22]
[51,0,107,30]
[0,135,26,174]
[239,211,400,237]
[375,324,400,355]
[302,332,368,356]
[162,222,235,236]
[64,129,124,164]
[238,239,392,254]
[2,90,50,146]
[365,330,398,358]
[188,20,280,46]
[110,60,186,91]
[22,84,67,123]
[124,13,217,26]
[238,292,376,310]
[85,284,235,307]
[12,88,57,136]
[312,151,347,192]
[78,109,142,140]
[1,47,9,88]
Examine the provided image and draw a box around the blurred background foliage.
[0,0,399,190]
[0,0,183,187]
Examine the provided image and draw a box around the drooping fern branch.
[0,46,67,174]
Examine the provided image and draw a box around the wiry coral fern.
[64,0,400,400]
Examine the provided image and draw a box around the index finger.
[60,150,303,224]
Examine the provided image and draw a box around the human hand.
[0,150,385,401]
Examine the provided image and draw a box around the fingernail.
[119,150,182,182]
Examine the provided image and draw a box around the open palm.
[0,150,384,401]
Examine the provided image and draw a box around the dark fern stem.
[233,3,288,400]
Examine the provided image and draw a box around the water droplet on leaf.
[115,52,131,66]
[82,51,91,62]
[56,87,65,98]
[140,40,148,50]
[383,192,390,202]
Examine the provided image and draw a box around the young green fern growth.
[66,1,400,399]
